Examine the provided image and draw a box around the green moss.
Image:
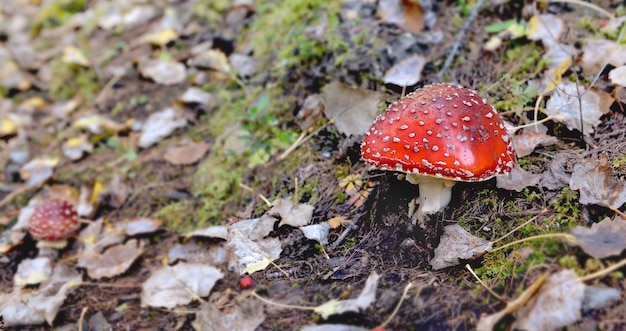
[551,187,580,228]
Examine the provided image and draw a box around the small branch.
[328,212,366,252]
[435,0,485,81]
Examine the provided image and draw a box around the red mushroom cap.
[28,198,80,241]
[361,83,515,181]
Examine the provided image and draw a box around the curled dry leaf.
[430,224,492,270]
[512,131,558,157]
[569,154,626,209]
[568,217,626,259]
[14,256,52,288]
[496,164,541,192]
[139,59,186,85]
[0,264,82,327]
[314,272,380,319]
[383,54,426,87]
[115,218,162,236]
[195,299,265,331]
[164,141,210,165]
[139,108,187,148]
[300,222,331,245]
[83,239,145,279]
[296,93,325,131]
[378,0,424,34]
[140,262,224,309]
[322,81,381,136]
[546,82,604,135]
[270,198,314,228]
[19,157,59,187]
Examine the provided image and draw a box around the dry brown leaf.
[526,14,564,48]
[138,59,186,85]
[496,165,541,192]
[430,224,492,270]
[546,82,604,135]
[83,239,145,279]
[383,54,426,87]
[270,198,314,228]
[512,131,558,157]
[115,218,162,236]
[195,298,265,331]
[164,142,210,165]
[568,217,626,259]
[569,154,626,209]
[328,216,352,229]
[581,39,626,75]
[322,81,381,136]
[378,0,424,34]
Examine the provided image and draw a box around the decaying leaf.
[568,217,626,259]
[270,198,314,228]
[580,39,626,75]
[138,108,187,148]
[179,87,213,105]
[14,256,52,288]
[496,164,541,192]
[227,225,282,275]
[609,65,626,87]
[546,82,604,135]
[378,0,424,34]
[512,131,558,157]
[328,216,352,229]
[185,225,229,240]
[430,224,492,270]
[1,264,82,327]
[314,272,380,319]
[194,298,265,331]
[62,135,94,160]
[526,14,564,48]
[323,81,381,136]
[582,286,621,312]
[168,240,229,266]
[569,154,626,209]
[301,325,369,331]
[300,222,331,245]
[73,114,125,134]
[188,49,231,73]
[77,180,103,218]
[19,157,59,187]
[164,141,210,165]
[539,151,573,190]
[115,218,163,236]
[296,93,325,131]
[100,174,130,208]
[139,59,186,85]
[512,269,585,330]
[477,270,585,331]
[83,239,145,279]
[141,262,224,309]
[229,53,258,77]
[383,54,426,87]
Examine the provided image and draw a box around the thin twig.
[435,0,485,82]
[465,264,505,302]
[374,282,414,329]
[328,212,366,252]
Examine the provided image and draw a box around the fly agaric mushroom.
[28,198,80,248]
[361,83,515,224]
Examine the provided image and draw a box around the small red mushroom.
[361,83,516,223]
[239,275,255,289]
[28,198,80,245]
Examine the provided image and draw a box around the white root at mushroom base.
[361,83,516,225]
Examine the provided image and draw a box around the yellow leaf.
[19,96,49,112]
[62,45,90,66]
[0,118,18,136]
[545,57,572,93]
[328,216,352,229]
[65,137,84,148]
[145,28,179,46]
[90,180,104,203]
[526,15,540,37]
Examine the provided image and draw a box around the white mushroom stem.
[406,174,456,226]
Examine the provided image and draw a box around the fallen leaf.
[296,94,325,131]
[314,272,380,319]
[140,262,224,309]
[301,325,369,331]
[383,54,426,87]
[139,59,186,85]
[300,222,331,245]
[14,257,52,288]
[185,225,229,240]
[1,264,82,326]
[512,131,558,157]
[430,224,492,270]
[609,65,626,87]
[526,14,564,48]
[194,298,265,331]
[378,0,424,34]
[164,142,210,165]
[512,269,585,330]
[61,45,90,66]
[328,216,352,229]
[115,218,162,236]
[569,154,626,209]
[168,240,229,266]
[77,219,126,263]
[100,174,130,208]
[179,87,213,105]
[73,114,125,134]
[582,286,621,312]
[322,81,381,136]
[270,198,314,228]
[19,157,59,187]
[539,152,573,190]
[496,165,541,192]
[581,39,626,75]
[546,82,604,135]
[62,135,94,160]
[83,239,145,279]
[77,180,103,218]
[227,228,282,275]
[138,108,187,148]
[568,217,626,259]
[144,28,178,47]
[229,53,258,77]
[188,49,231,73]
